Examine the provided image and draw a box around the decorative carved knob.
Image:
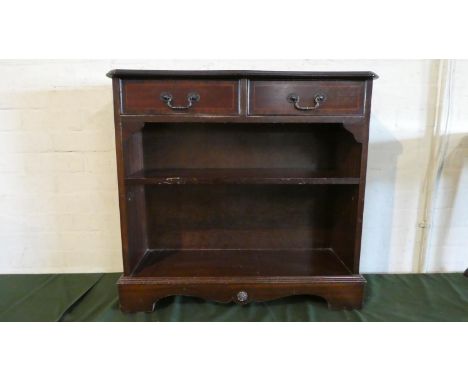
[237,290,248,302]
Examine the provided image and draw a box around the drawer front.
[249,80,365,116]
[122,80,239,115]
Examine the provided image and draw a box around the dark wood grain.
[118,275,366,312]
[125,168,360,185]
[108,69,378,80]
[352,80,374,273]
[109,69,376,311]
[144,184,356,251]
[132,249,351,278]
[141,122,361,175]
[112,80,148,275]
[122,80,239,115]
[250,80,365,116]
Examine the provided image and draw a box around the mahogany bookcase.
[108,70,377,312]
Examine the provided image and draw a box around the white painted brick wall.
[0,60,122,273]
[0,60,466,273]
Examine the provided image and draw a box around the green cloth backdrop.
[0,273,467,321]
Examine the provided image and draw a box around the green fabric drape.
[0,273,467,321]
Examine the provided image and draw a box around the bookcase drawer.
[122,80,239,115]
[249,80,365,116]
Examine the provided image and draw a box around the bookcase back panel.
[142,123,361,176]
[145,184,357,255]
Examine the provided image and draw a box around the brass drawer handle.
[287,93,325,111]
[160,92,200,110]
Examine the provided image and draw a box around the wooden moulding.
[118,275,366,312]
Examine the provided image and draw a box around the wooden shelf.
[125,168,360,185]
[132,248,352,278]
